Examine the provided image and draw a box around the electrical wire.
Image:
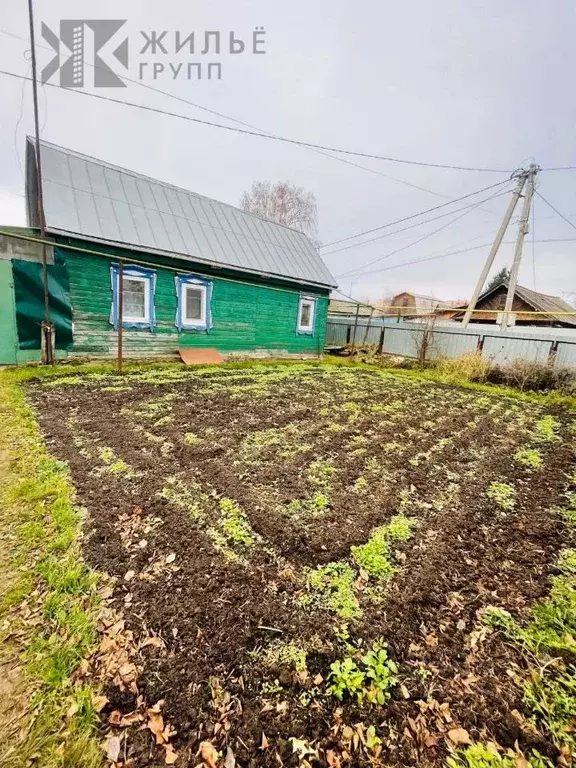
[0,28,465,202]
[339,237,576,280]
[534,190,576,233]
[334,188,512,278]
[0,68,514,174]
[321,180,512,254]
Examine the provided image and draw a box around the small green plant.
[184,431,202,446]
[514,447,543,469]
[303,562,361,620]
[486,481,516,511]
[351,515,413,579]
[533,415,561,443]
[362,641,399,704]
[219,498,254,546]
[328,640,397,705]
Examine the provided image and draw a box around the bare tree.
[240,181,318,241]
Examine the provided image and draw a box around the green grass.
[486,481,516,511]
[484,492,576,756]
[0,370,103,768]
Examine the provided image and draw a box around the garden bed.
[26,363,576,767]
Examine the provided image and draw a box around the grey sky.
[1,0,575,304]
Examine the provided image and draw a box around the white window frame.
[122,274,151,324]
[182,282,208,328]
[298,296,316,334]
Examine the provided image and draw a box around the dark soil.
[26,364,575,767]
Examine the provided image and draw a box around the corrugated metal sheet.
[325,319,576,369]
[26,138,337,290]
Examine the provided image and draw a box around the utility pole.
[499,163,539,330]
[27,0,54,363]
[462,171,528,328]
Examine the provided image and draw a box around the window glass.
[185,286,204,321]
[123,278,146,319]
[300,302,312,327]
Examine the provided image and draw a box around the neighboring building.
[328,298,378,317]
[448,282,576,327]
[0,138,337,365]
[389,292,456,317]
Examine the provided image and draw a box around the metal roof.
[25,138,337,289]
[451,282,576,326]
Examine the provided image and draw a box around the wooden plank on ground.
[179,347,225,365]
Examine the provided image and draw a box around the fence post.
[548,340,559,367]
[477,335,485,354]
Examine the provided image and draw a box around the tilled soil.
[26,364,575,767]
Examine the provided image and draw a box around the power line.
[334,187,512,278]
[534,190,576,233]
[0,68,514,174]
[321,179,511,253]
[340,237,576,280]
[0,28,466,201]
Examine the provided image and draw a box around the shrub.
[436,353,492,383]
[486,360,575,393]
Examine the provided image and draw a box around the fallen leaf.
[224,746,236,768]
[326,749,341,768]
[425,735,440,748]
[425,632,438,648]
[515,757,529,768]
[166,553,176,564]
[106,735,121,762]
[165,743,178,764]
[92,695,109,713]
[120,712,144,727]
[148,710,166,744]
[261,732,269,750]
[67,700,79,719]
[109,710,123,726]
[124,570,135,582]
[313,674,323,685]
[448,728,471,746]
[200,741,219,768]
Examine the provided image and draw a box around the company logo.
[41,20,129,88]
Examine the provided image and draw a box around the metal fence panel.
[555,342,576,368]
[481,335,551,365]
[326,318,576,369]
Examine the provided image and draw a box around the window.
[123,276,149,322]
[110,264,156,331]
[176,275,212,331]
[184,284,206,324]
[297,296,316,334]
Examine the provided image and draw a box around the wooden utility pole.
[117,262,124,373]
[27,0,54,363]
[461,171,528,328]
[500,164,539,330]
[351,303,360,350]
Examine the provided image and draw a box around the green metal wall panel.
[62,247,329,359]
[0,260,18,364]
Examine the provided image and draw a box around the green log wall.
[62,247,329,359]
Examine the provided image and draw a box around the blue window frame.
[297,295,317,335]
[110,264,156,331]
[175,274,213,332]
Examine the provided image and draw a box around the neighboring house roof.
[452,282,576,326]
[328,299,381,316]
[25,138,337,290]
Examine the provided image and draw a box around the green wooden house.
[0,138,336,365]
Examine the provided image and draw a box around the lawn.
[18,363,576,767]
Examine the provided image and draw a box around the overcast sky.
[1,0,575,303]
